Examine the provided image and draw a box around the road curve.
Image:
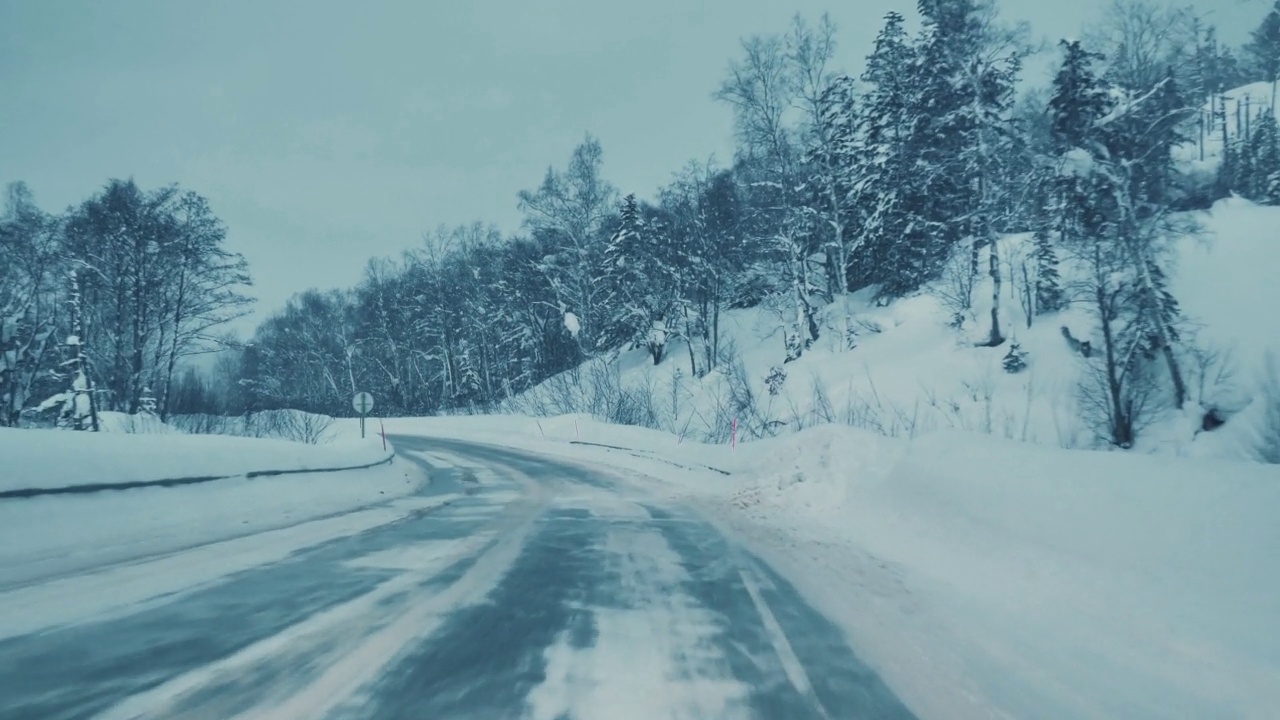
[0,435,915,720]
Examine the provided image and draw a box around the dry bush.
[1077,353,1164,449]
[274,410,336,444]
[934,248,980,328]
[170,409,334,445]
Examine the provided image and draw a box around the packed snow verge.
[0,423,393,497]
[390,415,1280,719]
[0,426,424,597]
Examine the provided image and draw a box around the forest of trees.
[1,180,252,428]
[4,0,1279,448]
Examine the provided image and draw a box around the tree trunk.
[711,289,721,372]
[160,250,192,421]
[683,305,699,377]
[1162,343,1187,409]
[986,237,1005,347]
[1095,244,1132,448]
[1022,261,1033,328]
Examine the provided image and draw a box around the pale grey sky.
[0,0,1262,334]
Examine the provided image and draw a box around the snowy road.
[0,436,915,720]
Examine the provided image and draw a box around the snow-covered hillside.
[1177,81,1279,175]
[511,197,1280,463]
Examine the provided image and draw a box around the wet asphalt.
[0,435,915,720]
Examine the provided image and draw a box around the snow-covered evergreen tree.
[1244,110,1280,203]
[1003,341,1028,373]
[854,10,954,299]
[599,194,678,363]
[1032,227,1066,315]
[911,0,1026,345]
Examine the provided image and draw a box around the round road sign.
[352,391,374,415]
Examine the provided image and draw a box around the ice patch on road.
[345,534,494,571]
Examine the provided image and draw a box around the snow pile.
[729,427,1280,719]
[0,424,392,494]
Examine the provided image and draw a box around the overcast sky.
[0,0,1263,335]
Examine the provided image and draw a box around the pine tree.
[599,194,645,351]
[1002,341,1028,373]
[1246,110,1280,202]
[1048,41,1114,246]
[855,11,930,297]
[1218,137,1240,199]
[915,0,1025,346]
[1133,69,1190,210]
[1050,41,1113,153]
[599,194,677,363]
[1033,227,1066,314]
[911,0,983,266]
[1240,121,1261,198]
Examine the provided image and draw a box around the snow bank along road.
[0,435,915,720]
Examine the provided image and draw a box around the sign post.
[352,392,374,439]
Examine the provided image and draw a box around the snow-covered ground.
[389,414,1280,719]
